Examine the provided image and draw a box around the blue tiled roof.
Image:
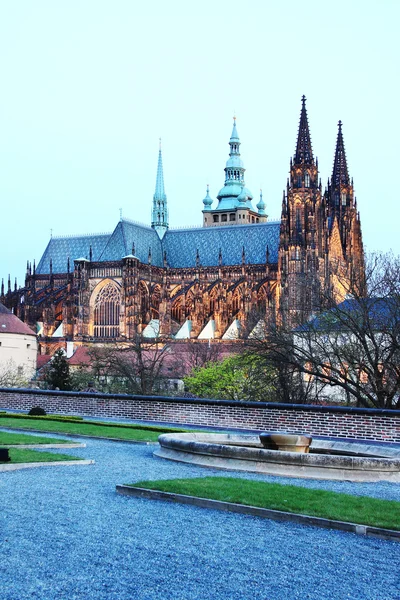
[98,220,164,266]
[163,222,280,268]
[36,220,280,274]
[36,233,110,274]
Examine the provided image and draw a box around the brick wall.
[0,388,399,443]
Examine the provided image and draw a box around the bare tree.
[86,334,171,395]
[248,253,400,409]
[181,340,222,372]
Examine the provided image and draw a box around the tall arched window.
[304,172,310,187]
[93,283,120,338]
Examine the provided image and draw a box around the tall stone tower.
[325,121,364,297]
[277,96,324,322]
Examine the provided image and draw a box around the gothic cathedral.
[1,97,364,353]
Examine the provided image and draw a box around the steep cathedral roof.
[163,221,280,268]
[36,233,110,274]
[36,219,280,273]
[99,220,164,265]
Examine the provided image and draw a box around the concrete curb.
[116,484,400,543]
[3,443,85,449]
[0,459,95,472]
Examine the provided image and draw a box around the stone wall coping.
[1,387,399,418]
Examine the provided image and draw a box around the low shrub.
[28,406,47,416]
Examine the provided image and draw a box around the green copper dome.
[216,118,254,210]
[202,184,213,210]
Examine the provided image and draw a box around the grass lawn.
[131,476,400,531]
[2,448,82,464]
[0,415,185,442]
[0,432,72,445]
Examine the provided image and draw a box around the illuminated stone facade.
[2,98,364,351]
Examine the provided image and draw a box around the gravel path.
[1,433,399,600]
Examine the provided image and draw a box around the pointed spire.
[67,257,70,273]
[1,279,4,296]
[33,259,36,275]
[14,278,17,292]
[196,249,200,267]
[218,247,222,266]
[294,95,314,165]
[7,275,11,293]
[148,247,152,265]
[230,116,240,143]
[152,139,169,238]
[154,138,166,200]
[89,245,93,262]
[242,245,246,265]
[331,120,350,188]
[215,116,254,210]
[202,184,213,209]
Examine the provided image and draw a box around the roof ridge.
[52,231,112,240]
[168,220,280,232]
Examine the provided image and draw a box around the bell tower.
[277,96,325,322]
[325,121,364,297]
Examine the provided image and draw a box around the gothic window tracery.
[305,172,310,187]
[93,282,120,338]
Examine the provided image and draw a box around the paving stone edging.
[3,443,85,449]
[0,459,95,472]
[116,484,400,543]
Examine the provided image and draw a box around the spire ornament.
[294,95,314,165]
[151,139,169,239]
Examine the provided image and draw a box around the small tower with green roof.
[202,118,266,227]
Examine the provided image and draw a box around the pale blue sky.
[0,0,399,285]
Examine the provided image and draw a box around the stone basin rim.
[155,433,400,482]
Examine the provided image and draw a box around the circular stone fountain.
[154,432,400,482]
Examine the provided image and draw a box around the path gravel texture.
[1,432,400,600]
